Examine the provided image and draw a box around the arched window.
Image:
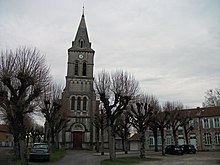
[77,97,81,110]
[79,39,84,48]
[83,97,87,110]
[82,62,87,76]
[75,61,79,75]
[71,97,75,110]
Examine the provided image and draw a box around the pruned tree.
[115,109,131,154]
[41,82,69,153]
[203,88,220,107]
[95,70,139,160]
[149,110,159,152]
[93,104,107,155]
[164,101,183,145]
[128,94,158,158]
[154,107,170,156]
[179,111,193,145]
[129,102,152,158]
[147,96,160,152]
[0,47,50,164]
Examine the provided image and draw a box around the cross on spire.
[82,5,85,17]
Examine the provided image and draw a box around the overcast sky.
[0,0,219,108]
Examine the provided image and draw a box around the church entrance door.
[72,132,83,149]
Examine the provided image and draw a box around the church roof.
[69,12,94,52]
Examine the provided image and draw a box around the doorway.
[72,132,83,149]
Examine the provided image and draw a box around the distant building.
[130,106,220,151]
[0,124,13,147]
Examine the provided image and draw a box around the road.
[50,150,220,165]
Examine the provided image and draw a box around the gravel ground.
[50,150,220,165]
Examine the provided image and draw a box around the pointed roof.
[69,11,94,52]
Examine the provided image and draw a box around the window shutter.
[208,119,211,128]
[202,119,204,128]
[213,118,215,128]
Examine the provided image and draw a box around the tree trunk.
[101,126,104,155]
[12,122,20,159]
[139,130,146,158]
[95,126,100,153]
[55,133,59,149]
[124,137,128,154]
[153,129,158,152]
[108,120,116,160]
[20,139,28,165]
[62,128,66,149]
[172,129,178,145]
[184,126,189,145]
[19,126,28,165]
[14,140,20,159]
[51,130,56,153]
[160,128,165,156]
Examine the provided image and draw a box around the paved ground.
[51,150,108,165]
[135,151,220,165]
[1,148,219,165]
[50,150,220,165]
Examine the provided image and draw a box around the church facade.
[61,12,97,150]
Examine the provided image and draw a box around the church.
[60,11,97,150]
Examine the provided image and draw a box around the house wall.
[144,108,220,151]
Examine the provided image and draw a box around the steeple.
[69,9,94,52]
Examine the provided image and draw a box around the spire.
[82,5,85,17]
[70,8,94,52]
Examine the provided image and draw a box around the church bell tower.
[62,11,96,149]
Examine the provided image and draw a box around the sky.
[0,0,219,109]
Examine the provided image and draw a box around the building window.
[75,61,79,76]
[83,97,87,110]
[149,136,154,145]
[215,133,220,144]
[204,133,212,145]
[213,118,220,128]
[189,120,194,128]
[71,97,75,110]
[203,118,210,128]
[77,97,81,110]
[166,136,172,145]
[82,62,87,76]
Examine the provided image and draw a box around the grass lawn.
[10,149,66,165]
[216,160,220,165]
[100,156,160,165]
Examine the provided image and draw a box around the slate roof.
[181,106,220,118]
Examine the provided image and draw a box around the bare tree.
[203,88,220,107]
[129,94,158,158]
[0,47,50,164]
[115,110,131,154]
[41,82,69,153]
[93,104,107,155]
[164,101,183,145]
[95,70,139,160]
[179,111,193,145]
[147,96,160,152]
[154,107,170,156]
[129,103,151,158]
